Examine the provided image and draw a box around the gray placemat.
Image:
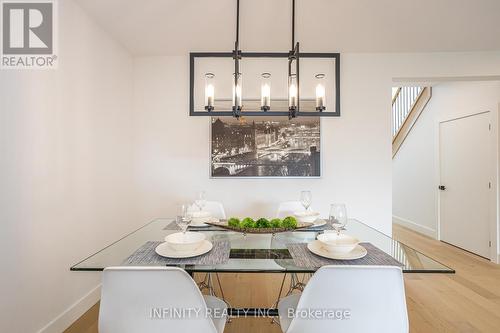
[123,240,230,266]
[286,242,404,268]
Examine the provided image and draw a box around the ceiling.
[75,0,500,56]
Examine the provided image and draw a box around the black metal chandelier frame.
[189,0,341,118]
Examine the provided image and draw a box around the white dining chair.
[99,267,227,333]
[276,201,311,218]
[189,201,227,219]
[278,265,408,333]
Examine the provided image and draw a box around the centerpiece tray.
[205,221,313,234]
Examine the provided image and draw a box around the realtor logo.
[1,0,57,69]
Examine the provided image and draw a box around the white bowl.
[189,210,212,218]
[317,233,359,254]
[190,211,212,223]
[192,217,212,224]
[294,211,320,223]
[165,232,206,252]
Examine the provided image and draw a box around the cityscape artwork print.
[211,116,321,178]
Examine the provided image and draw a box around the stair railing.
[392,86,424,137]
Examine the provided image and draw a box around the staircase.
[392,86,432,157]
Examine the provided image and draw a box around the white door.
[439,112,491,258]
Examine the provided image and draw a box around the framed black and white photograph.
[211,116,320,178]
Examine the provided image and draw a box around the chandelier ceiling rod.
[291,0,295,49]
[232,0,242,118]
[236,0,239,48]
[288,0,299,119]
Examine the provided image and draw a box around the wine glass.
[194,191,207,211]
[329,203,347,234]
[300,191,312,211]
[176,204,192,234]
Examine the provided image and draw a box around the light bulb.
[260,72,271,110]
[289,84,297,107]
[315,73,326,111]
[288,74,298,108]
[204,73,215,111]
[262,84,270,106]
[316,84,325,108]
[205,84,214,107]
[232,73,242,108]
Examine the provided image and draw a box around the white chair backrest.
[286,265,408,333]
[276,201,310,218]
[189,201,226,219]
[99,267,218,333]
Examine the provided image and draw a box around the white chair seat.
[203,295,228,333]
[189,201,226,219]
[276,201,312,218]
[99,267,227,333]
[278,293,300,332]
[276,266,408,333]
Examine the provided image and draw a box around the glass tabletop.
[70,218,454,273]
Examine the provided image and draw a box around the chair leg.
[270,273,288,324]
[286,273,307,295]
[214,273,233,323]
[198,273,216,295]
[271,272,313,325]
[198,273,232,323]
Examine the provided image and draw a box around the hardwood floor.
[394,224,500,333]
[65,225,500,333]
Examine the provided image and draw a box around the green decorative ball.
[256,218,271,228]
[282,216,298,229]
[228,217,240,227]
[241,217,256,228]
[270,218,282,228]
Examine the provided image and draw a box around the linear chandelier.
[193,0,340,119]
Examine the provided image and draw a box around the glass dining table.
[71,218,453,316]
[71,217,453,273]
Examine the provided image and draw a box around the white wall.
[133,53,500,260]
[132,55,394,235]
[0,1,140,332]
[393,82,500,240]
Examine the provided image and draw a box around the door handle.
[438,185,446,191]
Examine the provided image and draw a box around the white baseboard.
[393,215,437,239]
[37,284,101,333]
